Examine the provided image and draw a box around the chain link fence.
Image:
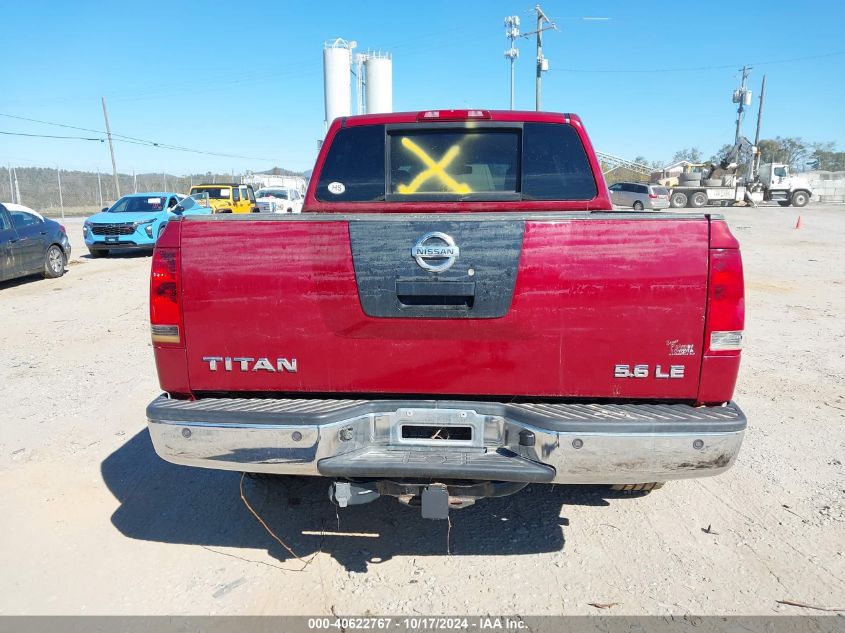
[1,167,251,216]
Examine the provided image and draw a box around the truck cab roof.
[308,110,609,213]
[336,109,580,126]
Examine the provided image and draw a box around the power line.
[0,130,104,141]
[548,49,845,74]
[111,137,276,161]
[0,113,102,135]
[0,112,275,162]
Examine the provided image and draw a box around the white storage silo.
[323,39,353,129]
[365,52,392,114]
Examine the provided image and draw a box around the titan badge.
[202,356,298,373]
[614,364,685,379]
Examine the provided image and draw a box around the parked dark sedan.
[0,203,71,282]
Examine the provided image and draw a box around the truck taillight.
[705,248,744,353]
[150,247,182,346]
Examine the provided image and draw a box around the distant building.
[804,170,845,203]
[650,160,695,182]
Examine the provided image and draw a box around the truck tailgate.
[178,213,709,399]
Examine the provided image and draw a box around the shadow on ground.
[102,430,639,572]
[80,251,151,260]
[0,272,55,289]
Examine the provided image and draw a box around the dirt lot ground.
[0,205,842,616]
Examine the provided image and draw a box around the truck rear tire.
[670,192,688,208]
[610,482,665,493]
[689,191,708,208]
[791,191,810,207]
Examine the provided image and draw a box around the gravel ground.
[0,205,842,616]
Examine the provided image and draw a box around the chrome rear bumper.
[146,396,745,485]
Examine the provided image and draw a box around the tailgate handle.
[395,280,476,309]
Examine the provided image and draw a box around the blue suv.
[83,192,209,257]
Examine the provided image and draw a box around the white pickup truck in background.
[255,187,304,213]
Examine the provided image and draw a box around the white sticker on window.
[327,182,345,195]
[147,198,162,204]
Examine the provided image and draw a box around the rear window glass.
[257,188,291,200]
[390,130,518,195]
[521,123,597,200]
[315,121,596,202]
[191,187,231,199]
[653,186,669,195]
[316,125,385,202]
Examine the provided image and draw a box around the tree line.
[667,138,845,171]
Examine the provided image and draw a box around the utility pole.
[7,164,13,203]
[535,5,548,111]
[163,172,167,191]
[732,66,752,145]
[504,16,520,110]
[13,167,21,204]
[521,5,554,111]
[97,169,104,208]
[101,97,120,198]
[752,74,766,179]
[57,167,64,220]
[133,169,137,193]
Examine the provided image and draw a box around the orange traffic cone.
[795,216,802,229]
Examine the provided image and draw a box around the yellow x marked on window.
[396,137,472,194]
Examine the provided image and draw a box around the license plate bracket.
[388,408,488,448]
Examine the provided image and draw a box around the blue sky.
[3,0,844,174]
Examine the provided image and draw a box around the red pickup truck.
[147,109,745,519]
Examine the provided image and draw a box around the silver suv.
[608,182,670,210]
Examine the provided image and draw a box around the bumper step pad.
[148,395,745,435]
[317,447,555,483]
